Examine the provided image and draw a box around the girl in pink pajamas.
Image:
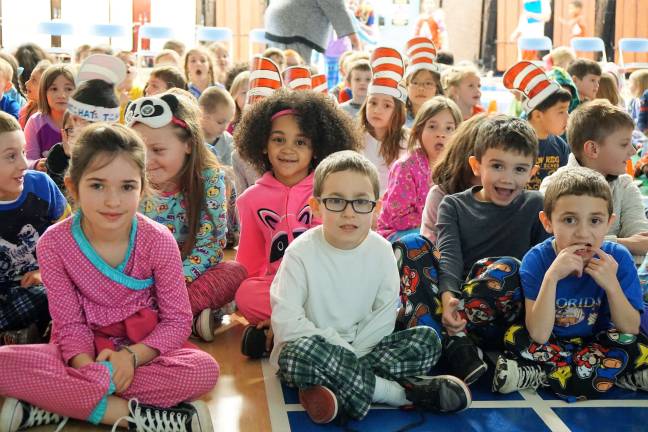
[377,96,462,241]
[0,124,217,432]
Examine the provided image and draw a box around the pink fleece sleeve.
[37,231,96,363]
[377,158,423,237]
[235,193,267,277]
[140,228,193,354]
[420,185,446,243]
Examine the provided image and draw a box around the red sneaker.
[298,385,338,424]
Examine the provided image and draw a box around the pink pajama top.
[37,212,192,364]
[377,148,432,239]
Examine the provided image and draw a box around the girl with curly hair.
[359,47,408,196]
[233,89,361,357]
[128,89,247,343]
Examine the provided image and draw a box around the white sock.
[372,376,409,406]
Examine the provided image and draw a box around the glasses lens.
[325,198,346,212]
[352,199,375,213]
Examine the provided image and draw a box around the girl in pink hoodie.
[233,90,361,357]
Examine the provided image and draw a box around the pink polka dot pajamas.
[0,214,219,423]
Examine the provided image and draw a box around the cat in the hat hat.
[359,47,408,195]
[503,60,572,190]
[404,37,444,128]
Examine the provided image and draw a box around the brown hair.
[149,65,187,91]
[199,86,235,113]
[566,99,635,161]
[473,114,539,162]
[184,47,216,85]
[156,89,220,258]
[313,150,380,200]
[38,65,75,115]
[163,40,186,57]
[154,49,182,67]
[359,95,407,165]
[596,72,622,107]
[567,59,602,80]
[67,123,147,202]
[543,166,612,219]
[408,96,462,152]
[431,113,487,194]
[345,60,371,82]
[0,111,21,133]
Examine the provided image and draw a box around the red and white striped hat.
[405,37,440,78]
[311,74,328,94]
[503,61,562,112]
[368,47,406,103]
[246,56,283,105]
[282,66,312,91]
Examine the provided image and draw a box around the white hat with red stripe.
[368,47,406,103]
[503,61,562,112]
[246,56,283,105]
[311,74,328,94]
[282,66,312,91]
[405,37,440,78]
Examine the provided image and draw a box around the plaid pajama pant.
[277,326,441,419]
[0,284,50,332]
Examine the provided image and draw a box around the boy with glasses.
[269,150,471,426]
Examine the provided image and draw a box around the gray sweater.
[436,187,549,295]
[265,0,356,52]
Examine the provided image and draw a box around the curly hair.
[234,90,362,174]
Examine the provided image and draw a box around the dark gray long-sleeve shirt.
[264,0,356,53]
[436,186,549,295]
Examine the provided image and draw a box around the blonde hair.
[441,65,479,95]
[154,49,181,68]
[0,110,21,133]
[184,46,216,85]
[549,46,576,70]
[229,70,249,126]
[408,96,462,152]
[629,69,648,98]
[199,86,235,113]
[0,58,13,82]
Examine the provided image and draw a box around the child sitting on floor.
[495,167,648,399]
[271,150,471,425]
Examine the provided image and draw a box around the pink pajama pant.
[234,275,273,325]
[0,343,219,422]
[186,261,247,316]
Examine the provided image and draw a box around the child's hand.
[547,245,586,280]
[96,348,135,393]
[20,270,42,288]
[584,248,619,292]
[441,292,467,335]
[35,159,46,171]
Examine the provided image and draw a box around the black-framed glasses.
[319,197,376,214]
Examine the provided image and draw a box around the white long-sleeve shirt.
[269,226,400,368]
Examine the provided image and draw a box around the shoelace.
[112,399,189,432]
[621,370,648,390]
[23,405,68,432]
[517,364,546,390]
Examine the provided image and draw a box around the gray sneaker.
[191,308,216,342]
[617,368,648,392]
[492,355,548,394]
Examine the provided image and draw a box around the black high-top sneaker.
[0,398,68,432]
[443,335,488,385]
[492,355,548,394]
[122,399,213,432]
[401,375,472,413]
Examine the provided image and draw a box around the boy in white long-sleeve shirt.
[269,150,470,426]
